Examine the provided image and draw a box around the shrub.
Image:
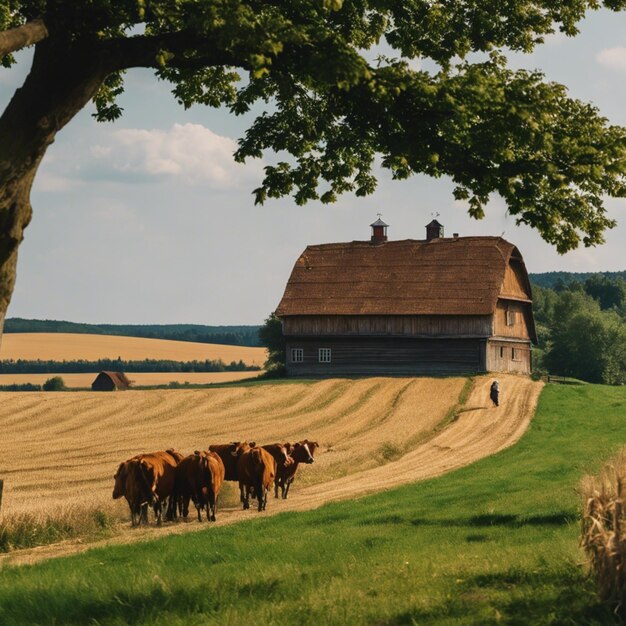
[0,505,118,552]
[0,383,42,391]
[43,376,67,391]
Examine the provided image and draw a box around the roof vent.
[426,219,444,241]
[453,232,459,238]
[370,214,388,244]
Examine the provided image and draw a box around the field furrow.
[0,374,542,565]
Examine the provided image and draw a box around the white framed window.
[318,348,332,363]
[291,348,304,363]
[506,309,517,326]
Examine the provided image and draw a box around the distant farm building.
[275,219,537,377]
[91,371,131,391]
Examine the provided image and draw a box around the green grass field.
[1,383,625,625]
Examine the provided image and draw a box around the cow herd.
[112,440,319,526]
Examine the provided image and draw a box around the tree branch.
[0,19,48,58]
[101,31,246,73]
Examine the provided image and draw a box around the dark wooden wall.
[283,315,492,338]
[285,337,486,376]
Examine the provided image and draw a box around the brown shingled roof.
[100,371,131,389]
[275,236,528,316]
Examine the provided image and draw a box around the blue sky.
[1,9,626,325]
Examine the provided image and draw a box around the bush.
[43,376,67,391]
[0,383,42,391]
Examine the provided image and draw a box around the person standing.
[490,380,500,407]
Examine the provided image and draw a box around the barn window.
[318,348,332,363]
[512,347,521,361]
[291,348,304,363]
[506,309,517,326]
[499,346,504,359]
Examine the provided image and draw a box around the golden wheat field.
[0,375,541,522]
[0,371,262,387]
[0,333,267,365]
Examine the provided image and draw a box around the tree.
[584,274,626,311]
[543,290,626,384]
[42,375,67,391]
[258,313,285,375]
[2,2,626,342]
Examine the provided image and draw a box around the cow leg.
[274,478,279,498]
[208,493,216,522]
[140,502,149,525]
[243,485,251,510]
[256,481,264,512]
[196,504,202,522]
[155,501,163,526]
[284,478,293,499]
[166,496,176,522]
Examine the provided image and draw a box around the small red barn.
[91,371,131,391]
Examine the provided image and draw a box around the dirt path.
[0,374,542,567]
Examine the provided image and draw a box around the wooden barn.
[275,219,537,377]
[91,371,131,391]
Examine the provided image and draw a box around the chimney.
[425,219,444,241]
[370,215,388,244]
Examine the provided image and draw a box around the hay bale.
[581,452,626,618]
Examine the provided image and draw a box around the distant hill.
[3,318,262,347]
[529,271,626,289]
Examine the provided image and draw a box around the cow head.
[293,440,317,464]
[112,461,128,499]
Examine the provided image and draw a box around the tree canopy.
[2,1,626,331]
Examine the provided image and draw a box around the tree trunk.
[0,37,107,345]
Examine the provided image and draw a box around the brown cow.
[175,451,225,522]
[237,446,276,512]
[112,449,183,526]
[208,441,255,502]
[113,458,148,526]
[275,440,319,499]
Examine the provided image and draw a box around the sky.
[2,9,626,326]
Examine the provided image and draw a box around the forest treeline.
[3,319,262,347]
[530,271,626,289]
[0,358,260,374]
[532,273,626,385]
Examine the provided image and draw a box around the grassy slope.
[1,384,625,625]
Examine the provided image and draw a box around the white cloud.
[596,47,626,73]
[90,123,262,187]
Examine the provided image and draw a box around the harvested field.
[0,333,267,365]
[0,371,262,388]
[0,374,542,564]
